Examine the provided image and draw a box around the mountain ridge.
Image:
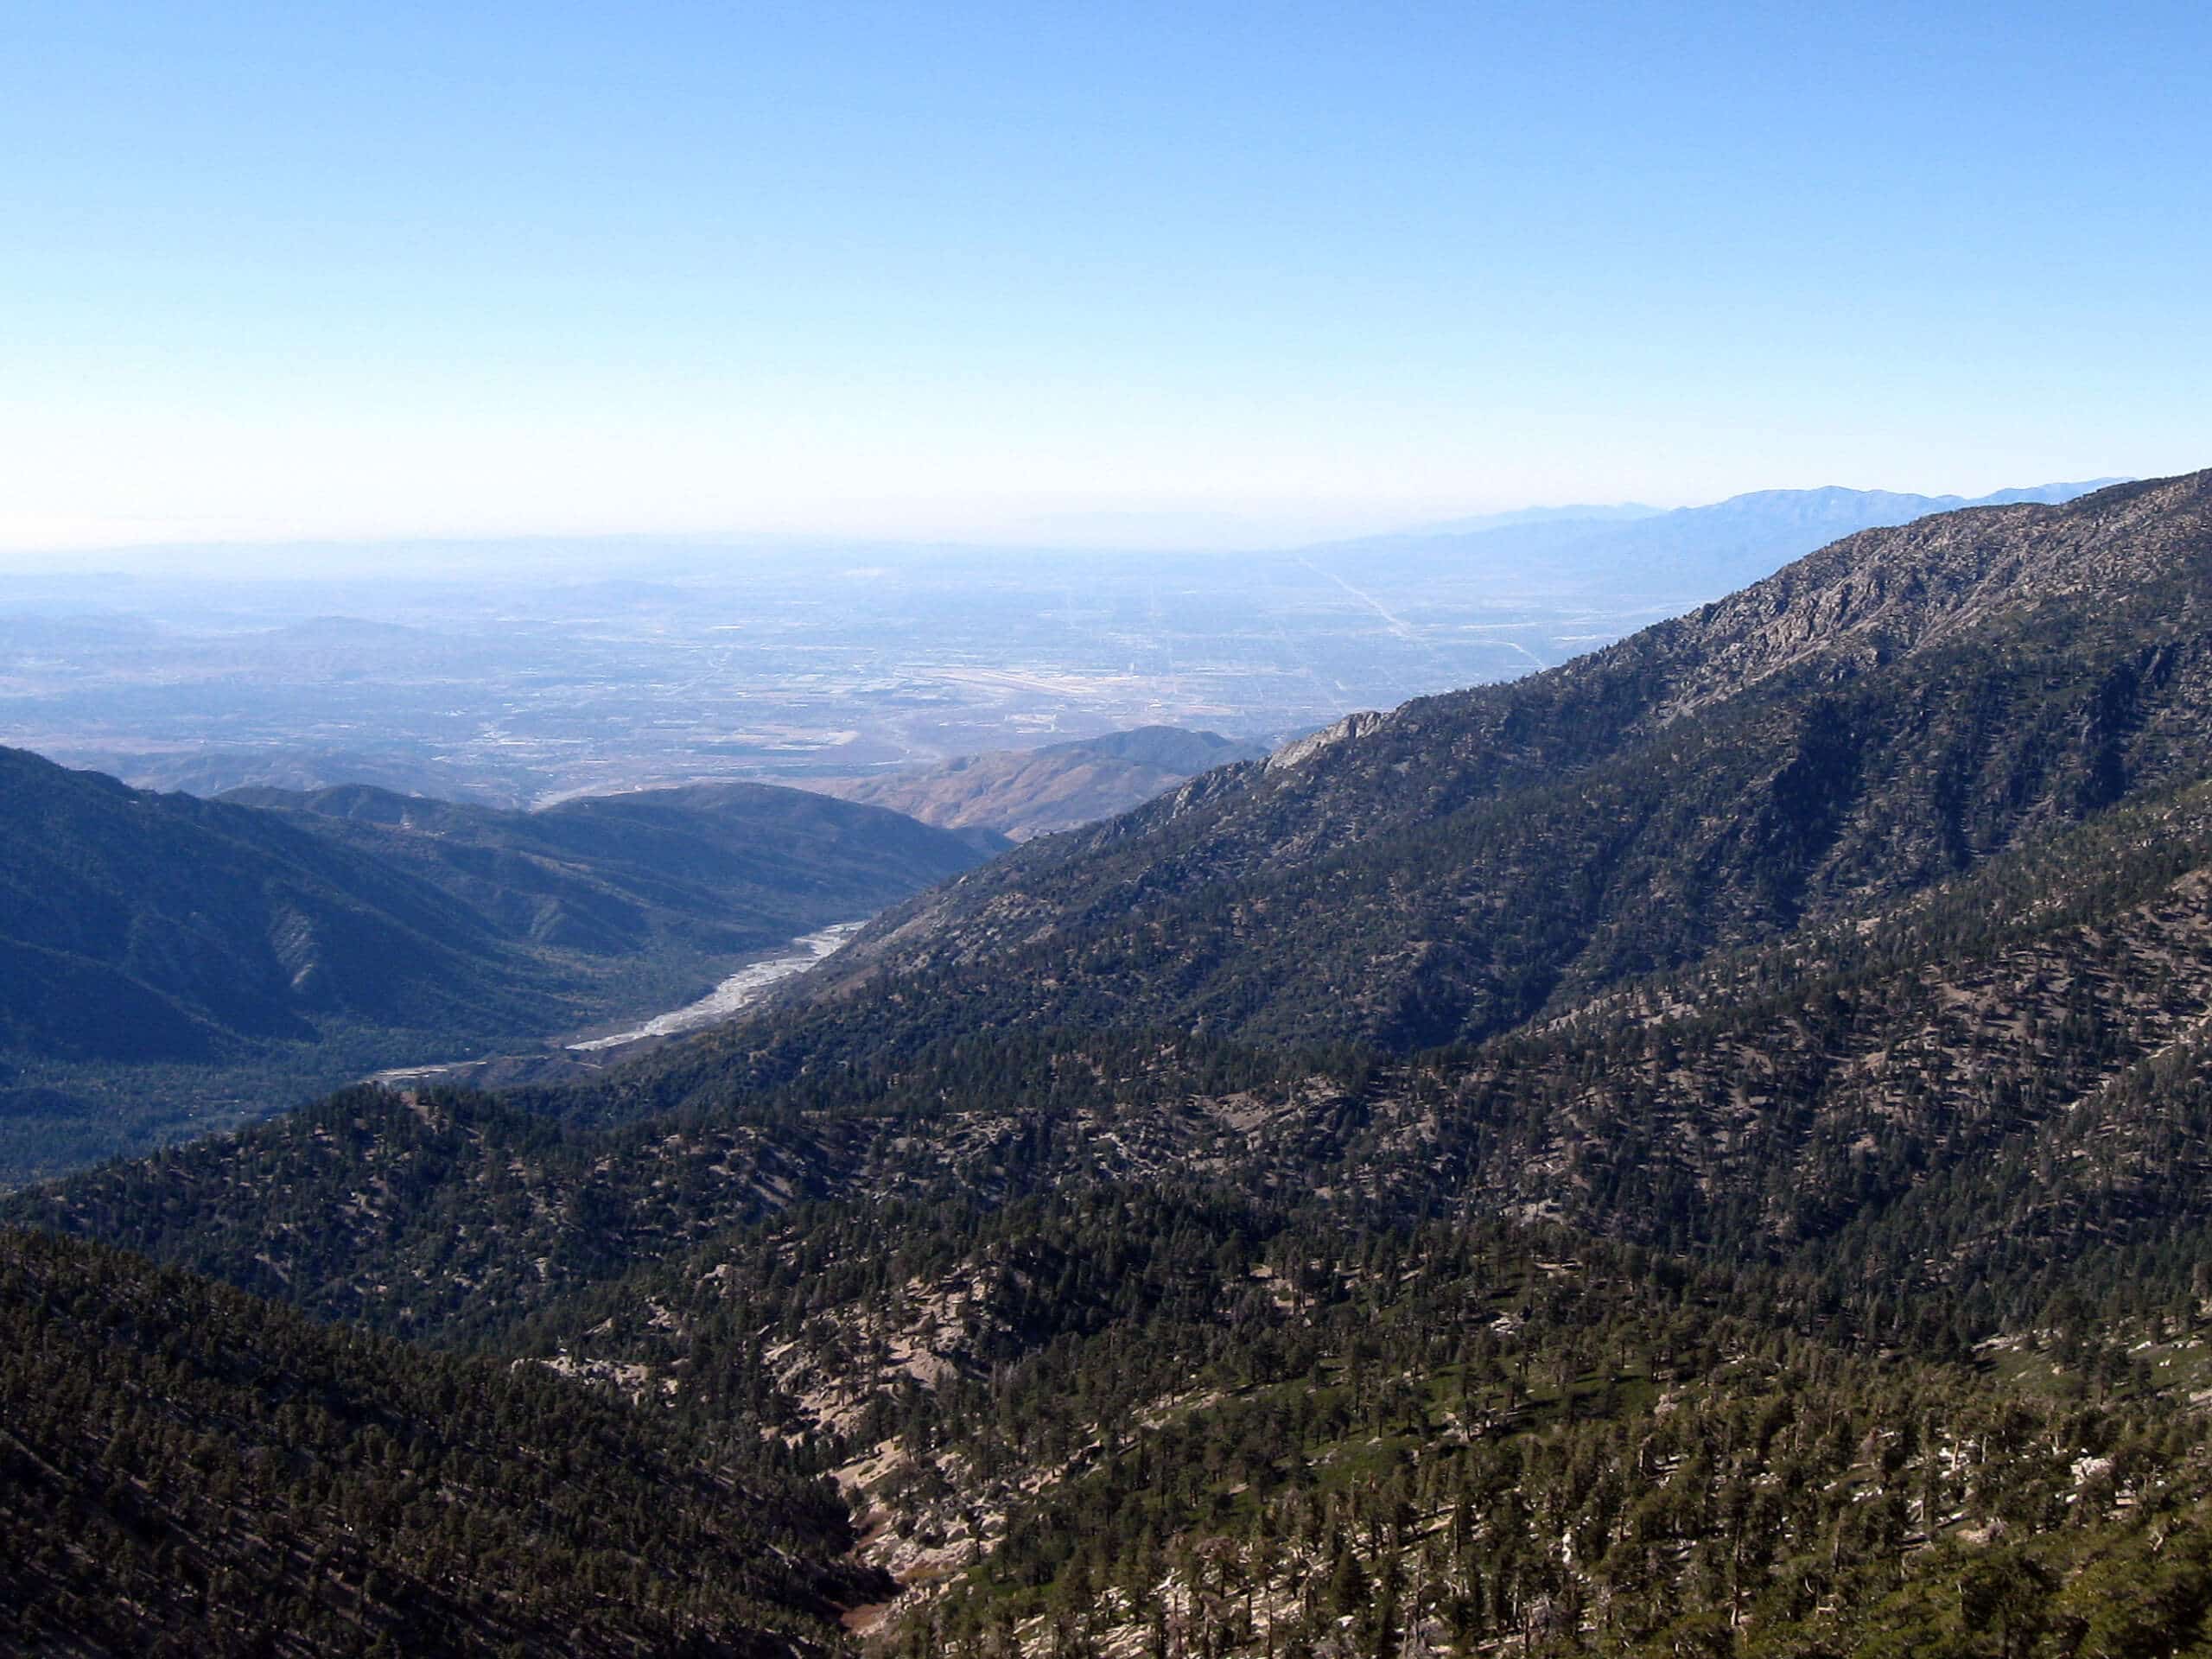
[1300,476,2128,603]
[783,473,2212,1053]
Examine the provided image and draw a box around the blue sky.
[3,2,2207,554]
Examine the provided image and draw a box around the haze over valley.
[3,482,2113,812]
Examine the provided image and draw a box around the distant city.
[0,482,2106,807]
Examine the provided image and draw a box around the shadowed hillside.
[0,755,1004,1181]
[0,1226,877,1656]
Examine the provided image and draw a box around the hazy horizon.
[5,5,2202,556]
[0,474,2142,579]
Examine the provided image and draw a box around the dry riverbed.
[367,918,869,1088]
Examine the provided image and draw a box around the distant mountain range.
[98,747,525,805]
[1392,500,1662,536]
[802,725,1266,839]
[1307,477,2126,602]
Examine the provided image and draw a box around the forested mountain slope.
[26,753,2212,1357]
[512,1198,2212,1659]
[792,473,2212,1052]
[0,1226,875,1656]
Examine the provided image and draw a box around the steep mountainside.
[29,971,2212,1654]
[0,1226,874,1656]
[0,748,543,1063]
[511,1199,2212,1659]
[803,726,1263,839]
[33,760,2212,1345]
[795,474,2212,1052]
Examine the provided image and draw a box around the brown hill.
[801,726,1262,840]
